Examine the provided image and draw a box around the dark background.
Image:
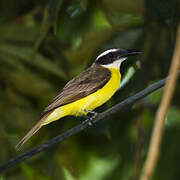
[0,0,180,179]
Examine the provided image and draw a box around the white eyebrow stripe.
[96,49,119,60]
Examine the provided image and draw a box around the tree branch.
[140,24,180,180]
[0,71,180,173]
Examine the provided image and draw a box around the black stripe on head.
[95,49,142,65]
[95,49,122,65]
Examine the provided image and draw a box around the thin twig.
[140,24,180,180]
[0,71,180,173]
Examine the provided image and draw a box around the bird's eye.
[108,52,113,58]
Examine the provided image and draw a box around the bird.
[16,48,141,150]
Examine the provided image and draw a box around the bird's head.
[95,48,142,69]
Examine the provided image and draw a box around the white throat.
[101,58,127,69]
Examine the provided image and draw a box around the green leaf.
[91,8,111,28]
[0,25,39,42]
[21,163,51,180]
[0,43,67,79]
[9,68,56,99]
[21,163,34,180]
[63,168,76,180]
[34,0,64,49]
[147,87,164,105]
[79,155,119,180]
[0,175,4,180]
[167,107,180,126]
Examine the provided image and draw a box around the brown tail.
[15,114,49,151]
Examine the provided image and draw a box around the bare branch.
[0,71,180,173]
[140,24,180,180]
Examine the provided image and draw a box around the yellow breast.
[63,67,121,116]
[43,68,121,125]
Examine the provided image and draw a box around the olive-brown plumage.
[41,63,111,116]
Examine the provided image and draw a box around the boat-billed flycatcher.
[16,48,141,150]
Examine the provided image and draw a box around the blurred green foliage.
[0,0,180,179]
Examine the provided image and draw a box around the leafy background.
[0,0,180,179]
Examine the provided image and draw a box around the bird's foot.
[84,109,98,126]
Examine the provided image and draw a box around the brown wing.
[41,63,111,117]
[15,64,111,150]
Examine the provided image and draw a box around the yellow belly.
[42,68,121,125]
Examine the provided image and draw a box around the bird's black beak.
[121,49,142,58]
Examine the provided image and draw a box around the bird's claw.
[84,109,98,127]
